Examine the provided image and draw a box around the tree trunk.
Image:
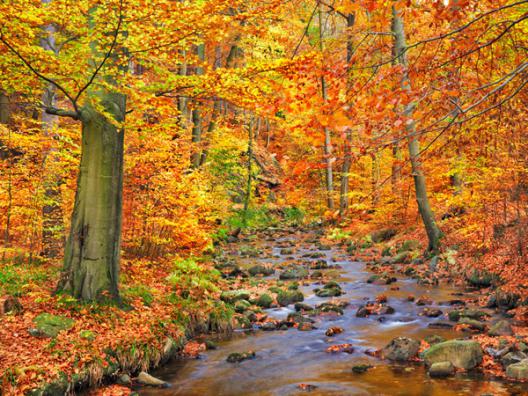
[339,13,355,216]
[319,5,334,210]
[57,93,125,301]
[190,44,205,168]
[242,117,254,226]
[392,5,442,251]
[40,5,64,259]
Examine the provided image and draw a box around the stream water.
[141,229,528,396]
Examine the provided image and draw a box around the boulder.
[1,296,22,315]
[506,359,528,380]
[458,317,485,332]
[298,322,315,331]
[279,267,308,280]
[277,290,304,306]
[325,326,344,337]
[382,337,421,361]
[226,351,256,363]
[315,281,343,297]
[421,308,443,318]
[32,313,75,338]
[424,335,445,345]
[448,309,486,322]
[487,290,520,310]
[220,290,250,303]
[416,297,433,306]
[234,299,251,313]
[423,340,483,369]
[501,352,527,368]
[294,302,314,312]
[136,372,170,388]
[248,264,275,277]
[117,374,132,386]
[351,364,373,374]
[255,293,273,308]
[310,260,329,269]
[370,229,397,243]
[428,361,454,378]
[488,320,513,336]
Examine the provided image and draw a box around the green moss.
[33,313,75,338]
[277,290,304,306]
[256,293,273,308]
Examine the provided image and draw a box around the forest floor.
[1,224,528,395]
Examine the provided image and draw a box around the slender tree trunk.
[178,50,188,128]
[40,5,64,258]
[339,13,355,216]
[391,5,442,251]
[391,144,402,194]
[190,44,205,168]
[242,117,254,226]
[371,152,380,206]
[319,5,334,210]
[58,94,125,301]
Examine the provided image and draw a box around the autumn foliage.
[0,0,527,393]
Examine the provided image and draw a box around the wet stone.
[226,351,256,363]
[421,308,443,318]
[382,337,421,361]
[429,361,455,378]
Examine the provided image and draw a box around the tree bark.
[190,43,205,168]
[40,3,64,258]
[57,93,125,301]
[319,5,334,210]
[391,5,442,251]
[339,13,355,216]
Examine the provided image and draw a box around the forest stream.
[140,228,527,396]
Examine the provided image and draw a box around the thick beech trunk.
[392,6,442,251]
[58,93,125,301]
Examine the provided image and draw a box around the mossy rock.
[423,340,483,369]
[255,293,273,308]
[234,299,251,313]
[428,361,454,378]
[239,246,262,258]
[382,337,420,361]
[466,270,498,288]
[33,313,75,338]
[279,267,308,280]
[248,264,275,277]
[277,290,304,306]
[315,282,343,297]
[506,359,528,380]
[458,317,485,331]
[448,309,486,322]
[371,229,397,243]
[288,282,299,290]
[424,334,445,345]
[487,290,520,310]
[220,290,250,303]
[226,351,256,363]
[79,330,96,341]
[351,364,373,374]
[391,251,411,264]
[398,240,421,253]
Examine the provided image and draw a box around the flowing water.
[141,229,528,396]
